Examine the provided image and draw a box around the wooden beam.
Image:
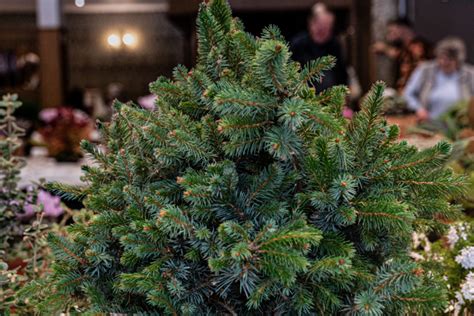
[38,29,64,107]
[36,0,64,107]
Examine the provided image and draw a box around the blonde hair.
[435,37,466,63]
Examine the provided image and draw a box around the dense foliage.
[23,1,465,314]
[0,94,26,251]
[0,94,66,315]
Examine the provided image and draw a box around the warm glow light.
[107,34,121,48]
[75,0,85,8]
[122,33,137,47]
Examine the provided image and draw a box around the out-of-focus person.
[404,37,474,121]
[290,3,348,92]
[373,18,431,91]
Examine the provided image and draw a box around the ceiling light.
[107,34,121,48]
[122,33,137,47]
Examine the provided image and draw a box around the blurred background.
[1,0,472,110]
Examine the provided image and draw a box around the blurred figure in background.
[373,18,431,91]
[291,3,348,92]
[404,37,474,121]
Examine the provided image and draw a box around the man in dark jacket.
[291,3,348,92]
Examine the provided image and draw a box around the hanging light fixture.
[122,33,137,47]
[74,0,85,8]
[107,34,122,48]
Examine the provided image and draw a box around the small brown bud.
[272,143,280,150]
[187,70,193,77]
[412,267,424,276]
[338,130,344,135]
[383,159,389,164]
[303,243,310,250]
[275,44,282,52]
[183,190,191,197]
[119,148,125,154]
[335,138,340,143]
[217,125,224,133]
[221,68,231,76]
[340,181,347,187]
[203,89,209,97]
[289,111,296,117]
[168,130,177,137]
[143,225,152,232]
[176,176,185,184]
[338,258,345,265]
[159,209,168,217]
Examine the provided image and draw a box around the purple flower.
[37,190,63,217]
[138,94,157,111]
[20,190,64,219]
[21,201,36,219]
[39,108,58,123]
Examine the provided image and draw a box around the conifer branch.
[356,211,403,221]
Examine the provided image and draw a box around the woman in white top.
[404,37,474,121]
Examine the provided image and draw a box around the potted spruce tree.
[20,1,464,314]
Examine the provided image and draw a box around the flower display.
[447,223,469,249]
[456,246,474,269]
[413,220,474,315]
[461,272,474,301]
[38,107,92,162]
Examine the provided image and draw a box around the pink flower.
[21,190,64,219]
[37,190,63,217]
[21,201,36,218]
[138,94,157,111]
[39,108,58,123]
[343,106,353,119]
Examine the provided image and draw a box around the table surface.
[19,157,87,187]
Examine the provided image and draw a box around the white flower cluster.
[447,223,469,249]
[443,222,473,315]
[411,232,431,261]
[456,246,474,269]
[461,272,474,301]
[447,273,474,315]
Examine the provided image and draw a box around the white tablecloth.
[19,157,86,187]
